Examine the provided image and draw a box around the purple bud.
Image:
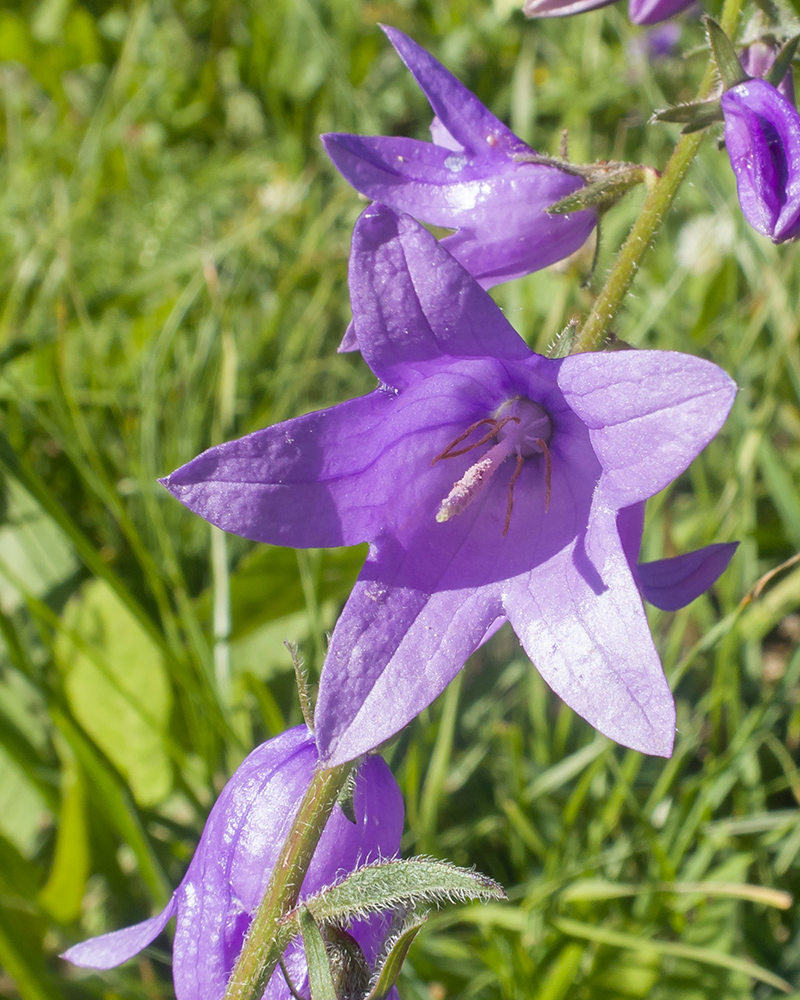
[721,78,800,242]
[739,39,795,103]
[63,726,404,1000]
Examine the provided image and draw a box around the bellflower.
[63,726,403,1000]
[721,78,800,242]
[523,0,695,27]
[162,206,737,768]
[322,26,596,293]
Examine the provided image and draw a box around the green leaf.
[55,579,172,808]
[767,34,800,89]
[364,912,428,1000]
[300,910,337,1000]
[705,17,749,90]
[294,858,505,928]
[652,100,723,131]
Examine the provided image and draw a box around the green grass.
[0,0,799,998]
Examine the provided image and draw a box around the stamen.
[503,453,524,536]
[535,438,552,511]
[432,416,520,464]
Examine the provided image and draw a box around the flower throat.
[432,399,553,535]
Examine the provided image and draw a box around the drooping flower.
[63,726,403,1000]
[523,0,695,27]
[721,78,800,242]
[322,26,596,293]
[162,206,737,767]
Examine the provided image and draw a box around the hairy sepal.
[705,17,750,89]
[364,912,429,1000]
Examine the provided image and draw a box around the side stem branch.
[571,0,745,354]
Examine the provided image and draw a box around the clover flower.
[162,206,736,767]
[523,0,694,26]
[721,78,800,242]
[63,726,403,1000]
[322,27,596,291]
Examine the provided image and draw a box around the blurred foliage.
[0,0,799,998]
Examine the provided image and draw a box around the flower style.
[721,78,800,242]
[523,0,695,27]
[162,206,737,768]
[63,726,403,1000]
[322,27,596,293]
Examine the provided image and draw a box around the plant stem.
[571,0,745,353]
[223,761,352,1000]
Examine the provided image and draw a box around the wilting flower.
[163,206,736,767]
[721,78,800,242]
[322,26,596,291]
[523,0,695,26]
[63,726,403,1000]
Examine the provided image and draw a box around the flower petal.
[638,542,738,611]
[558,350,736,508]
[523,0,617,17]
[504,503,676,757]
[627,0,694,24]
[722,80,800,242]
[315,532,504,766]
[61,900,177,970]
[381,26,522,155]
[349,206,530,387]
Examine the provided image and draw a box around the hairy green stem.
[223,761,352,1000]
[572,0,746,353]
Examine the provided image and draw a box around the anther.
[432,416,519,465]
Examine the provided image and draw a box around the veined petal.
[524,0,618,17]
[638,542,738,611]
[558,350,736,508]
[628,0,694,24]
[381,26,523,156]
[722,80,800,242]
[316,534,505,766]
[61,900,177,970]
[350,206,530,388]
[162,361,505,548]
[505,502,676,757]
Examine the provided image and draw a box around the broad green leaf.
[0,480,77,613]
[0,744,49,857]
[55,579,172,808]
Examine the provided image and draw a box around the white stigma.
[436,440,514,523]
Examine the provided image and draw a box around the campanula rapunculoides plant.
[162,206,737,768]
[63,727,403,1000]
[323,27,596,293]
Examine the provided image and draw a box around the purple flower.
[162,206,736,767]
[322,27,596,291]
[523,0,695,26]
[63,726,403,1000]
[721,78,800,242]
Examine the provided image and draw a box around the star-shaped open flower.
[162,206,736,767]
[63,726,403,1000]
[323,26,596,293]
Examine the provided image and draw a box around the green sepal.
[364,912,428,1000]
[300,910,338,1000]
[283,857,505,932]
[705,17,750,89]
[336,768,358,825]
[547,321,578,359]
[547,165,655,215]
[767,34,800,88]
[652,99,724,132]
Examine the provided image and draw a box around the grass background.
[1,0,800,997]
